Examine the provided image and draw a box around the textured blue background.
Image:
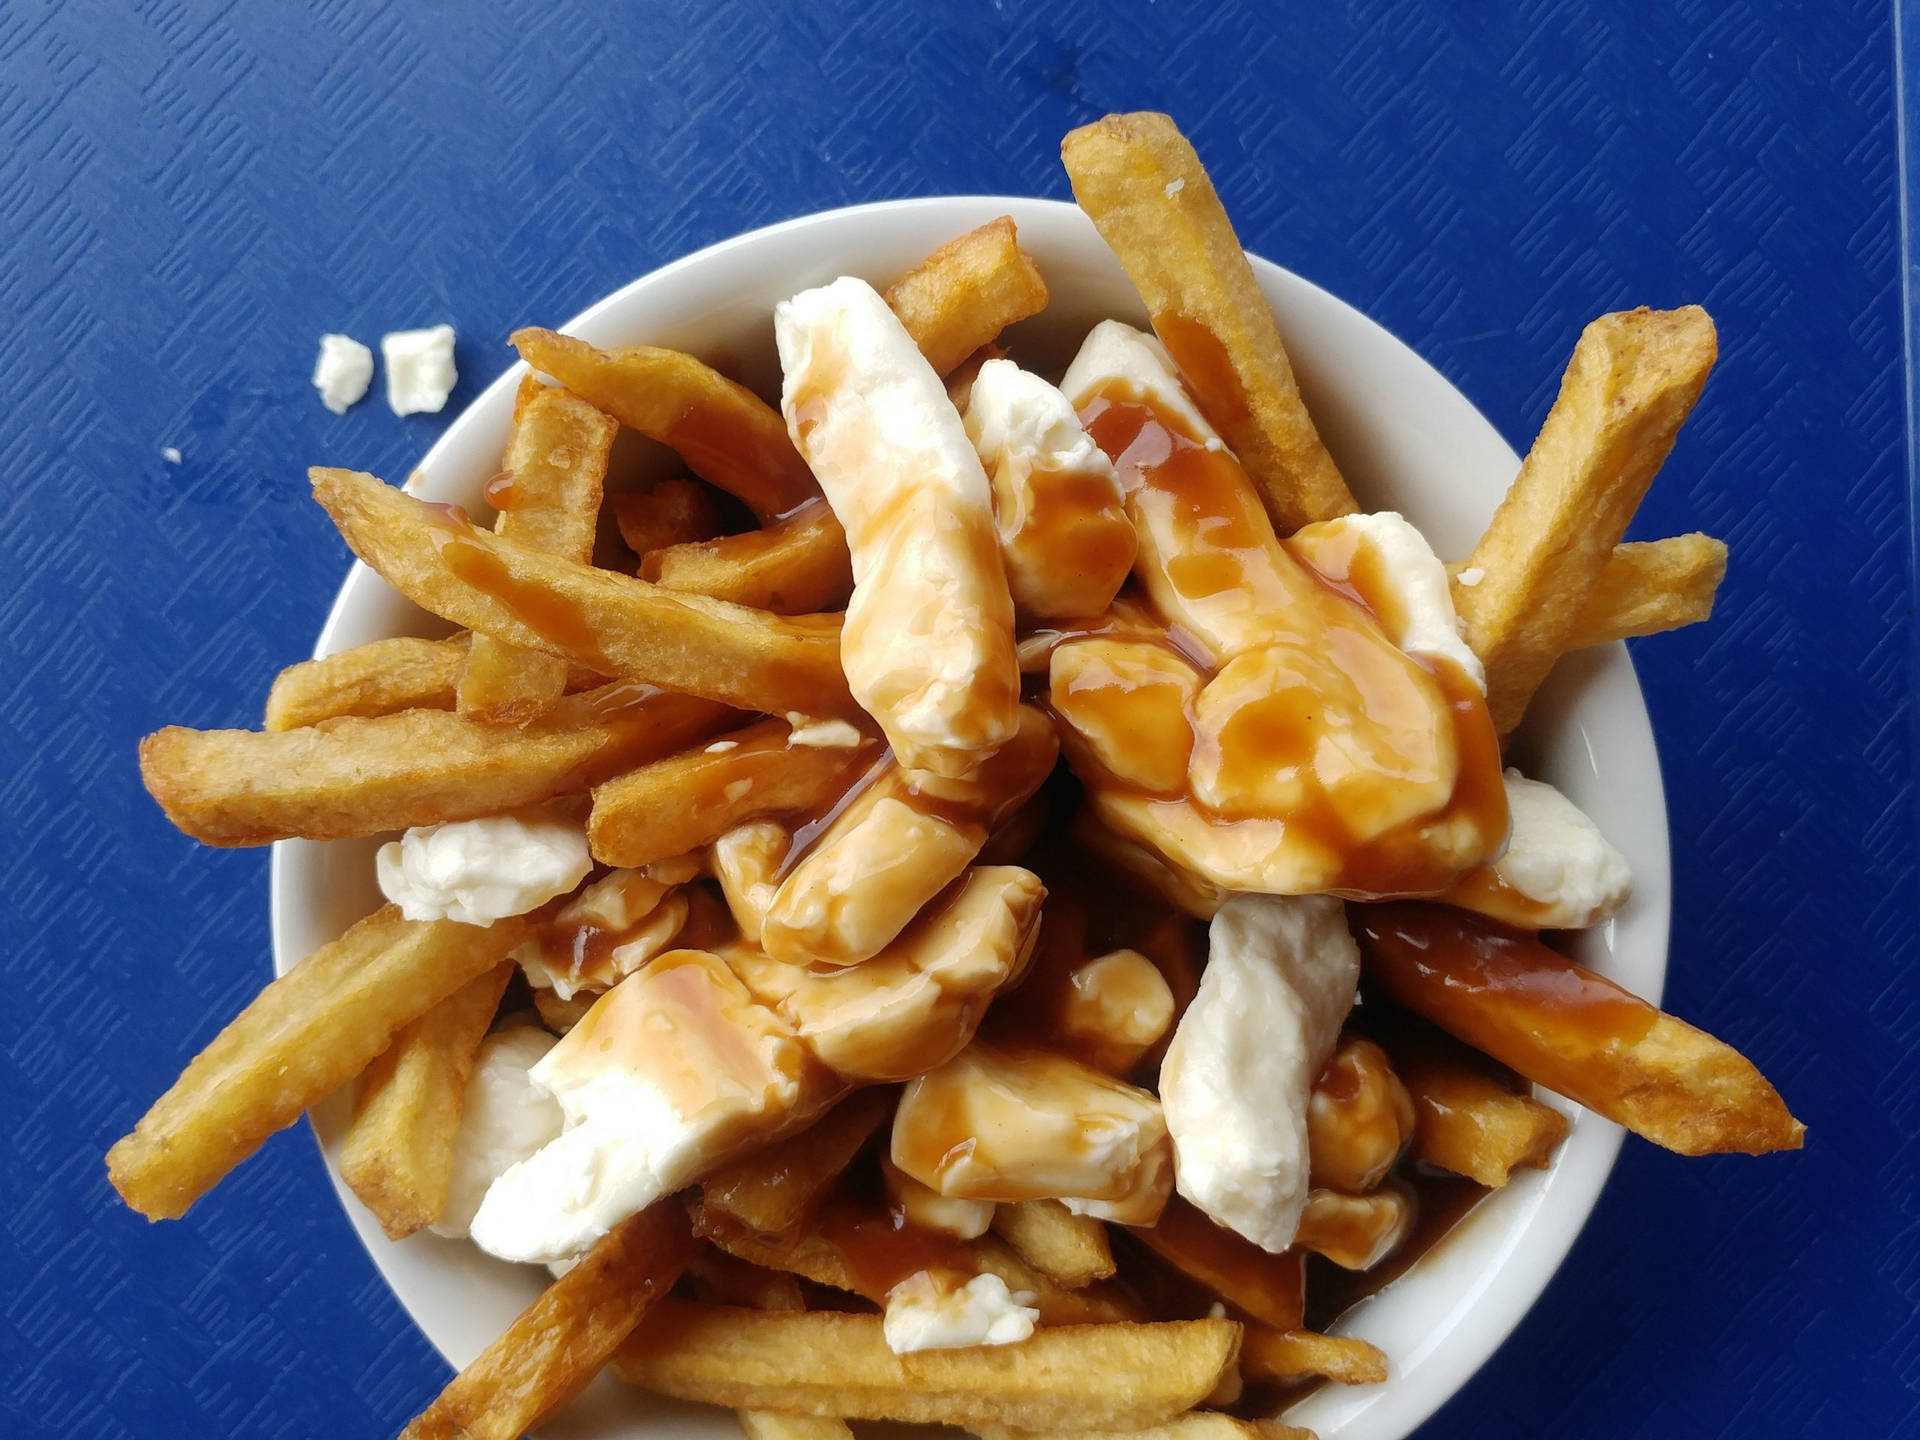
[2,1,1913,1436]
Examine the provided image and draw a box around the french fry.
[458,378,619,725]
[401,1201,694,1440]
[513,328,819,522]
[264,634,604,730]
[612,478,727,559]
[1131,1197,1304,1331]
[992,1200,1117,1288]
[689,1246,809,1312]
[883,216,1050,378]
[976,1416,1315,1440]
[338,962,512,1239]
[612,1302,1240,1432]
[645,501,854,614]
[1452,306,1717,733]
[1354,903,1804,1155]
[311,467,855,719]
[589,716,879,868]
[1563,533,1727,649]
[1239,1326,1388,1387]
[1380,1023,1570,1187]
[700,1088,896,1238]
[1061,111,1356,533]
[739,1413,855,1440]
[141,682,729,846]
[107,905,531,1219]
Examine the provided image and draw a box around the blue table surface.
[3,1,1914,1436]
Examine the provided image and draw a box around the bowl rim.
[270,192,1670,1440]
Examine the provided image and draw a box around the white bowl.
[270,196,1670,1440]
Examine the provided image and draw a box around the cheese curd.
[375,810,590,927]
[312,333,373,415]
[881,1155,996,1240]
[1440,770,1632,928]
[881,1270,1038,1354]
[962,358,1134,620]
[511,867,688,1000]
[711,820,791,944]
[1159,894,1360,1252]
[776,277,1020,777]
[381,324,458,415]
[430,1027,563,1239]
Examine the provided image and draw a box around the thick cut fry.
[646,501,854,614]
[1453,307,1717,733]
[264,634,603,730]
[589,716,879,868]
[142,682,729,846]
[1381,1024,1570,1187]
[1131,1198,1305,1331]
[401,1201,694,1440]
[460,379,619,725]
[882,217,1050,378]
[107,906,531,1219]
[338,962,512,1239]
[613,479,727,559]
[1354,903,1803,1155]
[311,468,854,719]
[514,328,819,522]
[699,1088,896,1238]
[1062,112,1356,533]
[612,1303,1240,1432]
[977,1417,1314,1440]
[1565,533,1727,648]
[1239,1326,1388,1387]
[992,1200,1116,1288]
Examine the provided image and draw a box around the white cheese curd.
[1160,894,1360,1252]
[881,1271,1039,1354]
[312,333,374,415]
[429,1028,563,1239]
[1490,770,1632,926]
[376,810,591,927]
[1060,320,1223,449]
[381,324,458,415]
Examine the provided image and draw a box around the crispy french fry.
[645,502,854,614]
[338,962,512,1239]
[1380,1023,1570,1187]
[401,1201,694,1440]
[977,1416,1316,1440]
[1354,902,1803,1155]
[589,716,879,868]
[459,379,619,725]
[264,634,604,731]
[700,1088,896,1238]
[1131,1198,1304,1331]
[883,217,1050,378]
[142,682,729,846]
[1062,112,1356,533]
[311,467,855,719]
[1452,307,1717,733]
[612,1302,1240,1432]
[1239,1326,1388,1387]
[992,1200,1116,1288]
[613,478,727,559]
[107,905,531,1219]
[513,328,818,522]
[1565,533,1727,649]
[689,1246,810,1312]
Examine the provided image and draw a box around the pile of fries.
[110,112,1799,1440]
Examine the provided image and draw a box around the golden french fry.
[1565,533,1727,649]
[883,216,1050,378]
[1239,1326,1388,1387]
[991,1200,1116,1288]
[1354,903,1803,1155]
[612,1302,1240,1432]
[1452,307,1717,733]
[106,906,531,1219]
[688,1245,810,1312]
[613,478,727,559]
[1380,1024,1570,1187]
[1131,1197,1304,1331]
[1061,112,1356,533]
[513,328,819,522]
[401,1201,694,1440]
[645,502,854,614]
[589,716,879,868]
[459,378,619,725]
[338,962,512,1239]
[699,1087,896,1238]
[1306,1035,1415,1194]
[141,682,729,846]
[977,1416,1315,1440]
[310,467,855,719]
[265,635,468,730]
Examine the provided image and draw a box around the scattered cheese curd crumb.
[376,810,591,926]
[382,324,458,415]
[785,714,865,748]
[882,1271,1039,1354]
[1164,177,1186,197]
[312,333,375,415]
[705,740,741,753]
[160,446,182,464]
[431,1027,563,1239]
[1456,566,1485,587]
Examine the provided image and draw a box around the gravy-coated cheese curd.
[1438,770,1632,929]
[1306,1035,1416,1194]
[776,276,1020,777]
[511,866,689,1000]
[710,819,791,944]
[880,1154,996,1241]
